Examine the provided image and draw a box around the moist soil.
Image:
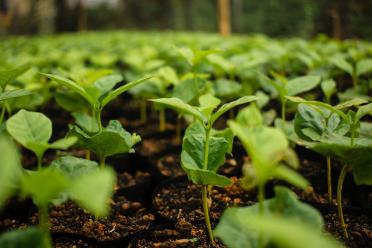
[1,98,372,247]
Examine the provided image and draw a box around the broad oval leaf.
[286,75,321,96]
[7,110,52,154]
[356,59,372,76]
[0,89,32,102]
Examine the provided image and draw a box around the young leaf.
[42,73,95,106]
[356,59,372,76]
[320,79,336,103]
[331,57,353,76]
[6,110,52,153]
[198,94,221,118]
[236,104,264,127]
[150,97,205,122]
[72,111,99,133]
[0,89,32,102]
[48,136,77,150]
[100,75,152,107]
[0,66,30,89]
[20,168,70,207]
[286,75,321,96]
[69,167,116,217]
[211,96,258,124]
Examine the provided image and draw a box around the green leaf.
[356,59,372,76]
[72,111,99,133]
[214,79,242,99]
[286,75,321,96]
[69,167,116,217]
[0,66,30,89]
[172,77,208,103]
[228,122,294,185]
[274,165,309,189]
[0,136,23,209]
[335,98,368,110]
[331,57,354,75]
[20,168,70,207]
[49,136,77,150]
[0,227,50,248]
[0,89,32,102]
[100,75,152,107]
[93,74,123,96]
[42,73,95,107]
[180,122,232,187]
[211,96,258,124]
[150,97,205,123]
[236,104,263,127]
[69,120,140,158]
[6,110,52,155]
[355,103,372,122]
[215,187,332,248]
[320,79,336,103]
[198,94,221,118]
[50,156,98,179]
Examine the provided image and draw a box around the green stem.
[95,108,103,132]
[159,108,166,132]
[99,156,106,169]
[202,185,214,245]
[337,164,350,239]
[37,152,44,170]
[140,100,147,123]
[326,156,332,203]
[38,205,51,248]
[352,72,357,89]
[228,108,234,120]
[85,150,91,160]
[258,183,265,248]
[203,128,211,170]
[281,99,286,121]
[0,104,5,125]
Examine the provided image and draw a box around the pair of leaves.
[68,120,141,159]
[151,94,258,126]
[228,121,307,189]
[20,158,116,217]
[215,187,340,248]
[332,57,372,77]
[181,122,233,187]
[6,110,77,160]
[44,73,151,110]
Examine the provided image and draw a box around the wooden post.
[217,0,231,37]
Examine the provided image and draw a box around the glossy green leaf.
[286,75,321,96]
[49,136,77,150]
[236,104,263,127]
[320,79,336,103]
[69,167,116,217]
[211,96,258,124]
[50,156,98,179]
[69,120,140,158]
[100,75,152,107]
[172,77,208,103]
[0,227,49,248]
[6,110,52,154]
[72,111,99,133]
[150,97,205,122]
[43,73,95,106]
[198,94,221,118]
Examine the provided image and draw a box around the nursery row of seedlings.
[0,32,372,247]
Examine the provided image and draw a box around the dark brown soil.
[153,177,255,223]
[31,196,155,242]
[135,136,181,158]
[129,218,225,248]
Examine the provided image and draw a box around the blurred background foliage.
[0,0,371,39]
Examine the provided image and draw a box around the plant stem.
[352,72,357,89]
[337,164,350,239]
[86,150,91,160]
[258,183,265,248]
[203,128,211,170]
[37,152,44,170]
[176,117,181,144]
[140,100,147,123]
[228,108,234,120]
[159,108,166,132]
[95,108,103,132]
[326,156,332,203]
[281,99,286,121]
[202,185,214,245]
[0,104,5,125]
[38,205,51,248]
[99,156,106,169]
